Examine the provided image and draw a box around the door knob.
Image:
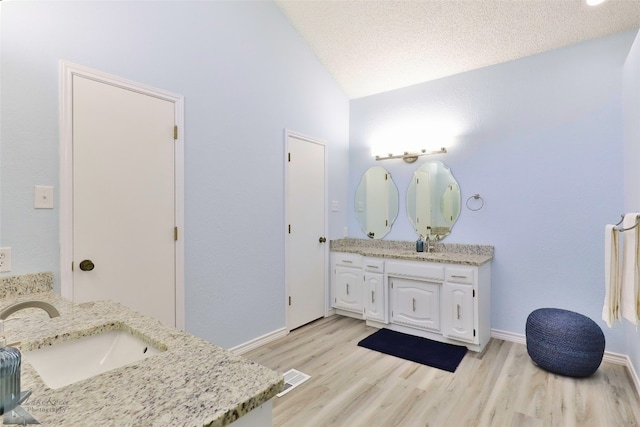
[319,237,327,243]
[79,259,95,271]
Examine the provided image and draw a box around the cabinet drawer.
[446,267,475,284]
[386,260,444,281]
[363,258,384,273]
[332,252,362,268]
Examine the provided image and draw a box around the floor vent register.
[276,369,311,397]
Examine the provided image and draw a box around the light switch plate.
[331,201,340,212]
[34,186,54,209]
[0,247,12,272]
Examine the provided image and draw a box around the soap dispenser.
[416,235,424,252]
[0,320,21,415]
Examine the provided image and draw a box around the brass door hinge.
[288,152,291,162]
[71,261,74,271]
[174,125,178,140]
[288,296,292,306]
[288,224,291,234]
[174,227,178,241]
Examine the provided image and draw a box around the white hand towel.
[602,224,620,327]
[620,213,640,324]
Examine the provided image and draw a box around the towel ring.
[615,214,640,232]
[466,194,484,211]
[615,215,624,227]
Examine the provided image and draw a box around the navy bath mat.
[357,328,467,373]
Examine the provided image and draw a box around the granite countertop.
[0,290,283,426]
[330,238,493,266]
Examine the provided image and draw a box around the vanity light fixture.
[375,147,447,163]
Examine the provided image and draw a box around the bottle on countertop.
[416,235,424,252]
[0,320,21,415]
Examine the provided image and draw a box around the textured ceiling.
[275,0,640,99]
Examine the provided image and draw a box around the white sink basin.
[24,328,165,389]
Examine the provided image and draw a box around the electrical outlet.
[0,247,12,272]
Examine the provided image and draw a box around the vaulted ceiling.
[275,0,640,99]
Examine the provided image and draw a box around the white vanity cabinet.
[331,253,364,317]
[363,258,386,322]
[331,251,491,352]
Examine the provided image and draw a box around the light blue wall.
[623,31,640,378]
[0,1,349,348]
[350,31,638,353]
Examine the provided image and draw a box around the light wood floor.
[244,315,640,427]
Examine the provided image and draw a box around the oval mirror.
[407,161,461,240]
[354,166,399,239]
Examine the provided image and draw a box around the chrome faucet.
[425,235,439,253]
[0,301,60,320]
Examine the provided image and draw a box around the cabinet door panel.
[364,272,385,322]
[442,282,475,342]
[334,266,363,312]
[390,277,440,331]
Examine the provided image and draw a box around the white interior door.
[286,131,327,330]
[72,75,176,326]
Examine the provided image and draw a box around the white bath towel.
[602,224,620,327]
[620,213,640,325]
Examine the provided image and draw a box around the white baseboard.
[491,328,526,346]
[491,328,640,397]
[229,327,289,355]
[601,350,629,366]
[627,354,640,399]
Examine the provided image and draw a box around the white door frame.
[59,61,185,330]
[283,129,329,331]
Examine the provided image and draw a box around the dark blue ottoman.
[525,308,605,377]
